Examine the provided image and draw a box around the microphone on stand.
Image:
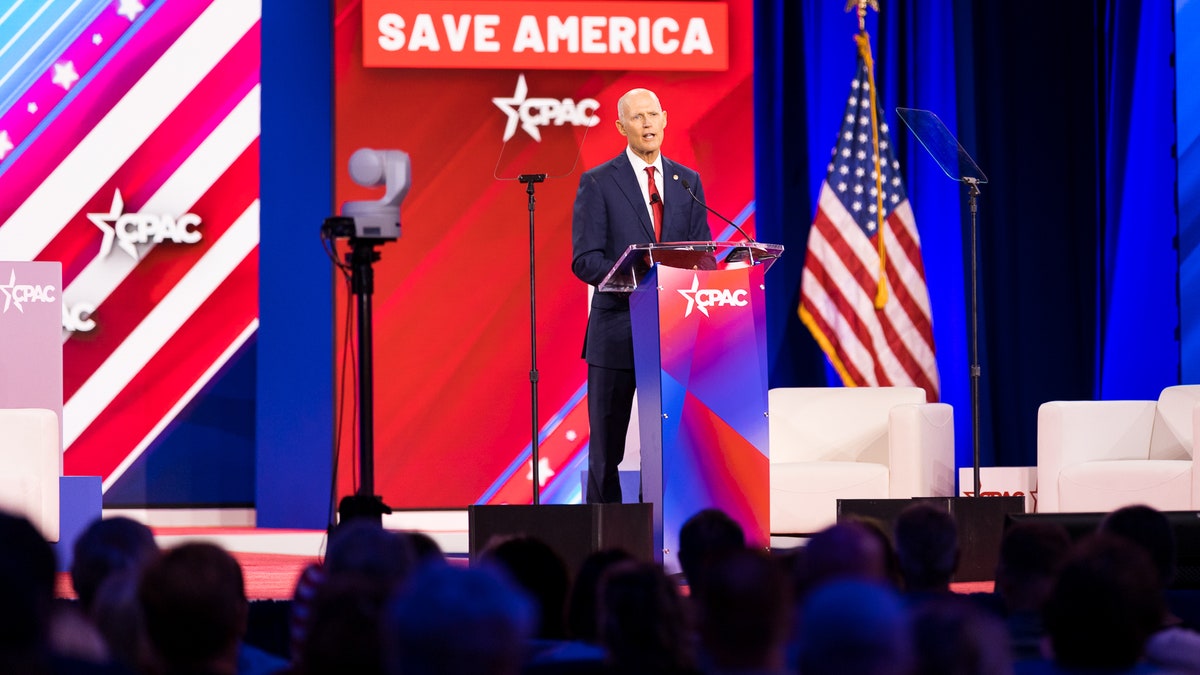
[681,179,756,243]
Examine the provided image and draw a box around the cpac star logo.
[87,189,202,260]
[677,274,749,318]
[0,269,57,314]
[0,270,15,313]
[526,457,555,488]
[492,74,600,142]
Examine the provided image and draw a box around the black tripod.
[329,225,393,524]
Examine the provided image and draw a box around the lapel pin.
[673,174,679,181]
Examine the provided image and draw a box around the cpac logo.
[87,189,202,260]
[0,269,56,314]
[677,274,748,317]
[492,74,600,142]
[63,303,96,333]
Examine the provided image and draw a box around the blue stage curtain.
[756,0,1178,471]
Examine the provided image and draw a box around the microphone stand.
[519,173,546,505]
[964,177,982,499]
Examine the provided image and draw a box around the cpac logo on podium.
[87,189,202,260]
[492,74,599,142]
[0,269,56,314]
[677,273,748,318]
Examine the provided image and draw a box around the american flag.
[798,34,940,400]
[0,0,261,492]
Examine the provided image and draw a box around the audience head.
[796,521,888,597]
[297,575,392,675]
[71,516,159,613]
[325,519,415,588]
[910,595,1012,675]
[677,508,746,595]
[794,579,912,675]
[566,548,634,643]
[994,520,1071,613]
[138,542,248,675]
[1100,504,1177,589]
[696,548,790,672]
[401,530,446,567]
[893,503,959,593]
[384,563,535,675]
[1043,533,1164,669]
[479,535,570,639]
[598,560,696,673]
[0,510,56,662]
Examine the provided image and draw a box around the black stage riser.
[468,504,654,578]
[838,496,1026,583]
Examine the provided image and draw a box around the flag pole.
[847,0,887,308]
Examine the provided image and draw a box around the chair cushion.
[1058,460,1192,512]
[770,462,889,534]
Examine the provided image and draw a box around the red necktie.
[646,166,663,241]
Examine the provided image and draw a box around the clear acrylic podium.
[599,241,782,570]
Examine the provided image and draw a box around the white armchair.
[0,408,61,540]
[1037,385,1200,513]
[768,387,955,534]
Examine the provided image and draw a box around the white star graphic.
[526,457,555,488]
[87,189,138,259]
[52,62,79,90]
[678,274,707,317]
[0,131,13,160]
[492,74,531,142]
[116,0,145,21]
[0,270,19,313]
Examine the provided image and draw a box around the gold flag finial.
[845,0,879,32]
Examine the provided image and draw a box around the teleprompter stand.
[896,107,990,498]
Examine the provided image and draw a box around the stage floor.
[52,510,992,600]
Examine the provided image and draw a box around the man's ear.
[662,110,668,128]
[615,118,628,138]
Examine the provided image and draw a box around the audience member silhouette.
[137,542,253,675]
[792,579,913,675]
[694,548,789,674]
[1036,534,1164,673]
[0,510,59,673]
[479,535,570,640]
[68,517,160,670]
[289,520,415,664]
[382,563,535,675]
[992,521,1071,661]
[597,560,698,674]
[677,508,746,599]
[910,594,1012,675]
[792,521,889,599]
[1100,504,1200,673]
[400,530,445,567]
[893,503,959,599]
[71,517,159,614]
[288,575,390,675]
[566,548,635,643]
[851,516,904,590]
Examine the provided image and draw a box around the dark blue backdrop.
[755,0,1178,475]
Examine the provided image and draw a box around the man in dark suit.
[571,88,712,504]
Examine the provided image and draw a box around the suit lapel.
[610,154,655,241]
[660,158,686,241]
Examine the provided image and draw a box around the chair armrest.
[888,403,955,498]
[1036,399,1156,512]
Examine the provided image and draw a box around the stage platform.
[50,508,997,600]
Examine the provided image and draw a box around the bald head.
[615,88,668,163]
[616,88,662,118]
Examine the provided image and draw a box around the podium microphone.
[680,179,755,243]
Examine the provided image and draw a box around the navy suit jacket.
[571,152,712,369]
